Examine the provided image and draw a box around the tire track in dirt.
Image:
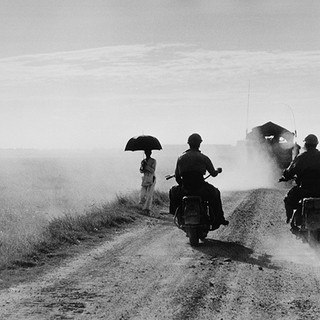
[172,189,282,320]
[192,188,320,320]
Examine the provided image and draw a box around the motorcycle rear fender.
[182,196,202,225]
[302,198,320,230]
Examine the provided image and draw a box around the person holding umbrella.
[139,149,156,214]
[125,135,162,215]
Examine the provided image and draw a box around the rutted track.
[1,188,320,319]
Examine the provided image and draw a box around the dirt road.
[1,188,320,320]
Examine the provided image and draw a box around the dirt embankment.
[1,188,320,320]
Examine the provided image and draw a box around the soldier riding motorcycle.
[279,134,320,242]
[168,133,228,246]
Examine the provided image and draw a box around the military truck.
[246,121,295,169]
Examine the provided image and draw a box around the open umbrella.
[125,135,162,151]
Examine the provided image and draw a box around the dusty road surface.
[1,188,320,320]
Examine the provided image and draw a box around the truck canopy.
[246,121,294,143]
[246,121,295,169]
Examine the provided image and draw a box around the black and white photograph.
[0,1,320,319]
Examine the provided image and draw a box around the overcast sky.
[0,0,319,149]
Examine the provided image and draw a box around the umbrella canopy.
[125,135,162,151]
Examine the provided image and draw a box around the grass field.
[0,188,169,270]
[0,149,143,268]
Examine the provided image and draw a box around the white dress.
[139,157,156,211]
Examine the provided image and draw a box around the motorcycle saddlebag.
[182,196,202,225]
[302,198,320,230]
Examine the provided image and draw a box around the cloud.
[0,44,319,89]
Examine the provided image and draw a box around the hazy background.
[0,143,279,220]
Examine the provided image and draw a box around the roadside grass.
[0,190,169,270]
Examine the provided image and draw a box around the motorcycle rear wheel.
[189,228,199,246]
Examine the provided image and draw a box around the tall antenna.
[283,104,297,137]
[245,80,251,137]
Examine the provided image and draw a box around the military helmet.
[304,134,319,145]
[187,133,202,145]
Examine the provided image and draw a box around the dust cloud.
[271,233,320,267]
[0,149,144,219]
[208,142,282,191]
[174,142,282,192]
[0,142,282,222]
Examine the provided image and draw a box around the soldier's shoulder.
[199,152,210,160]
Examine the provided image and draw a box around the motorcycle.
[166,169,222,246]
[279,176,320,245]
[290,197,320,245]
